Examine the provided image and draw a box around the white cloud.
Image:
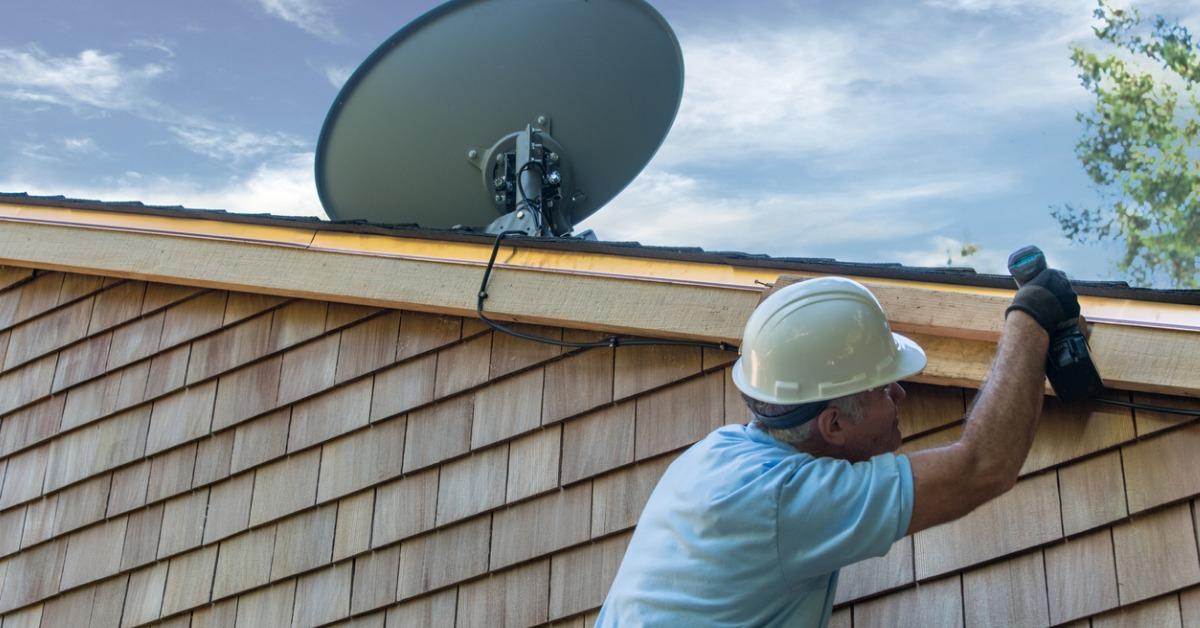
[566,5,1114,269]
[0,46,310,165]
[1,152,325,218]
[15,137,104,162]
[892,235,1008,272]
[259,0,341,41]
[60,137,101,154]
[321,63,354,89]
[923,0,1089,16]
[660,28,864,163]
[659,10,1092,167]
[131,38,176,58]
[204,152,324,216]
[17,142,59,162]
[168,124,306,162]
[576,166,1015,256]
[0,47,165,111]
[7,90,66,106]
[886,224,1128,279]
[928,0,1200,24]
[893,235,966,268]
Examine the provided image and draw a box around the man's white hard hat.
[731,276,928,405]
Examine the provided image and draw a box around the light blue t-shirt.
[596,424,914,627]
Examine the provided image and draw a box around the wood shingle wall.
[0,265,1197,627]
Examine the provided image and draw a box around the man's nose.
[890,382,907,401]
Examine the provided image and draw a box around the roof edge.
[2,192,1194,306]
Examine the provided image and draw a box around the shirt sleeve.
[775,452,913,581]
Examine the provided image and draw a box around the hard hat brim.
[891,331,928,385]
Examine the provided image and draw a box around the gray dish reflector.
[315,0,684,232]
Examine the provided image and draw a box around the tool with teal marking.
[1007,245,1105,402]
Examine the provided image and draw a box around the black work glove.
[1005,268,1080,334]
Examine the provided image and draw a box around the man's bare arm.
[905,311,1050,535]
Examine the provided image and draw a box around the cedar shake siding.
[0,200,1197,626]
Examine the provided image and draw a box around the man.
[597,266,1078,626]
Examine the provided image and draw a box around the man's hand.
[1005,268,1080,334]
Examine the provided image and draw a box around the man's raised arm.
[905,268,1077,535]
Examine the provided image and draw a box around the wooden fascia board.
[2,202,1200,329]
[0,214,1197,398]
[2,201,1197,333]
[0,219,756,341]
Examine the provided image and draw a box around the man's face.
[839,382,906,461]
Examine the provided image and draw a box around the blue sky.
[2,0,1196,284]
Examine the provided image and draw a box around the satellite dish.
[315,0,684,237]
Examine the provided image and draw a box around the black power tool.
[1007,246,1105,403]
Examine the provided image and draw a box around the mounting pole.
[482,120,569,237]
[514,126,542,216]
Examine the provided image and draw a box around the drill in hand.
[1007,246,1104,403]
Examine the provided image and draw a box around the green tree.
[1057,0,1200,287]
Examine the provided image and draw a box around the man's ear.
[815,406,845,446]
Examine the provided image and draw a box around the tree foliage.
[1059,0,1200,287]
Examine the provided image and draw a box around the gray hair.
[746,393,865,447]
